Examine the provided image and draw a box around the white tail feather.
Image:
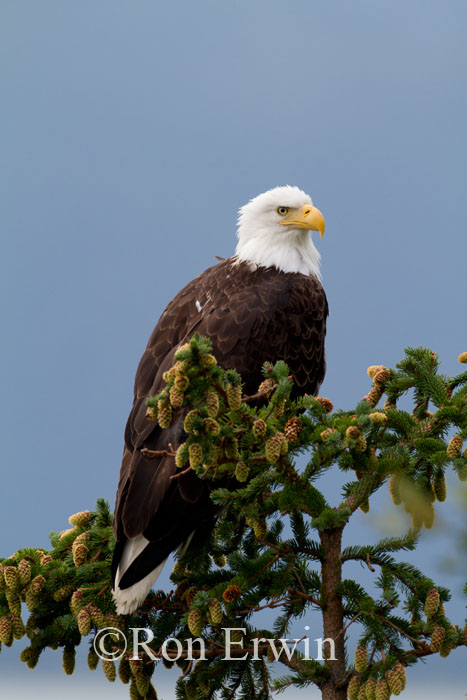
[112,531,195,615]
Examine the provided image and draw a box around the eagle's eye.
[277,206,289,216]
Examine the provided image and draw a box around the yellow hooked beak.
[279,204,325,238]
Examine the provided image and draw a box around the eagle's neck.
[235,231,321,279]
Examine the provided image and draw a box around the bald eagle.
[112,186,328,614]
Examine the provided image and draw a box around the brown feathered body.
[112,257,328,612]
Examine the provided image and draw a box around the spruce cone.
[59,527,76,539]
[53,585,74,602]
[359,497,370,514]
[175,443,188,469]
[366,385,384,407]
[11,614,25,639]
[102,659,117,682]
[424,588,440,618]
[188,443,203,469]
[365,677,377,700]
[89,605,106,628]
[3,566,19,590]
[235,461,250,482]
[278,432,288,455]
[369,411,388,425]
[354,645,367,673]
[394,664,406,690]
[373,368,390,385]
[358,685,367,700]
[274,398,286,417]
[25,589,39,611]
[230,629,244,643]
[346,426,360,440]
[252,518,267,540]
[226,385,242,411]
[187,608,203,637]
[205,445,221,467]
[129,679,141,700]
[212,553,226,568]
[73,529,89,545]
[169,385,184,408]
[175,374,189,391]
[315,396,334,413]
[386,668,403,695]
[70,588,85,615]
[25,614,38,639]
[205,391,219,417]
[200,353,217,368]
[183,410,200,433]
[73,542,89,566]
[157,398,172,428]
[130,658,144,677]
[183,586,197,607]
[367,365,385,379]
[447,435,463,459]
[347,675,360,700]
[87,648,100,670]
[284,417,302,442]
[21,646,39,668]
[439,638,451,657]
[355,435,367,452]
[62,646,76,675]
[429,626,446,651]
[20,646,33,663]
[118,657,131,684]
[69,510,92,528]
[204,417,220,435]
[0,615,13,644]
[222,584,242,602]
[320,428,336,442]
[374,680,390,700]
[258,378,275,396]
[174,358,190,373]
[433,473,447,502]
[30,575,46,594]
[208,598,223,625]
[77,607,92,636]
[225,437,240,459]
[253,419,267,440]
[17,559,31,586]
[7,591,21,616]
[145,405,157,421]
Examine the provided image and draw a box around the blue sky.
[1,1,467,697]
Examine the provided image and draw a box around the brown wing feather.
[114,258,327,543]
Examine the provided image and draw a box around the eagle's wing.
[112,258,327,607]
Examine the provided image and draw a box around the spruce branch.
[2,340,467,700]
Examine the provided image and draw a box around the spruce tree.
[1,336,466,699]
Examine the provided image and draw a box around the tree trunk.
[319,527,347,700]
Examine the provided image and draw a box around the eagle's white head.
[235,185,325,279]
